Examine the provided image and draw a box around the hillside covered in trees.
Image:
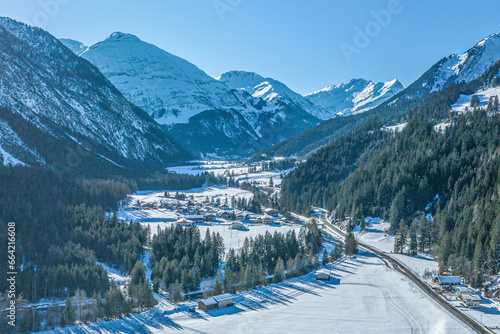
[0,165,218,331]
[281,65,500,281]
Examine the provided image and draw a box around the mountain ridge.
[0,17,191,174]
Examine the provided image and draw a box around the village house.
[219,210,231,220]
[175,217,193,227]
[176,206,188,214]
[454,286,476,299]
[261,214,274,224]
[263,208,279,217]
[204,213,217,221]
[460,294,481,308]
[185,215,204,223]
[236,211,251,221]
[249,218,262,224]
[213,294,234,308]
[435,276,462,291]
[198,297,218,312]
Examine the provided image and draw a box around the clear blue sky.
[3,0,500,94]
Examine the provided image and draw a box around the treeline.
[221,221,323,293]
[149,222,323,299]
[247,158,298,173]
[134,171,220,190]
[0,163,223,303]
[280,118,390,215]
[283,110,500,281]
[150,225,224,295]
[1,261,156,332]
[0,167,140,301]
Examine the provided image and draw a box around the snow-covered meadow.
[452,86,500,113]
[353,218,500,331]
[42,254,472,334]
[166,161,293,186]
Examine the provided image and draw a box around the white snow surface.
[167,161,293,186]
[218,70,327,119]
[72,33,269,126]
[59,38,88,56]
[42,254,471,334]
[451,86,500,113]
[383,122,408,134]
[430,32,500,92]
[306,78,404,117]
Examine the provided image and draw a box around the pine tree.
[213,270,223,295]
[322,249,329,266]
[168,282,183,303]
[344,232,357,256]
[273,258,285,283]
[62,295,75,325]
[224,267,235,293]
[408,223,418,256]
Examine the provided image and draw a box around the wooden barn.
[213,294,234,308]
[198,294,233,312]
[198,298,218,311]
[315,269,331,281]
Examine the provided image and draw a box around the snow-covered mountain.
[59,38,87,56]
[403,31,500,98]
[0,17,190,171]
[217,71,328,119]
[69,32,262,126]
[305,79,404,117]
[62,35,320,157]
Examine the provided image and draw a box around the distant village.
[124,190,291,231]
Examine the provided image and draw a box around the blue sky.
[3,0,500,94]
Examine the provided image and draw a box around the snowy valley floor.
[353,219,500,331]
[44,253,471,334]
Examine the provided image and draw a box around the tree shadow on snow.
[52,306,185,334]
[203,305,245,317]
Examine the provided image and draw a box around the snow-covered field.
[383,122,407,133]
[133,186,254,204]
[452,86,500,113]
[354,218,394,253]
[353,218,500,331]
[118,208,178,223]
[196,224,300,251]
[167,161,292,186]
[44,254,472,334]
[166,162,241,176]
[354,218,438,277]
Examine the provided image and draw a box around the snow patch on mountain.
[60,38,88,56]
[306,78,404,117]
[429,32,500,92]
[451,86,500,113]
[76,33,265,126]
[217,71,328,119]
[0,17,189,167]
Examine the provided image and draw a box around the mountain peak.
[306,78,404,117]
[60,38,88,56]
[105,32,141,42]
